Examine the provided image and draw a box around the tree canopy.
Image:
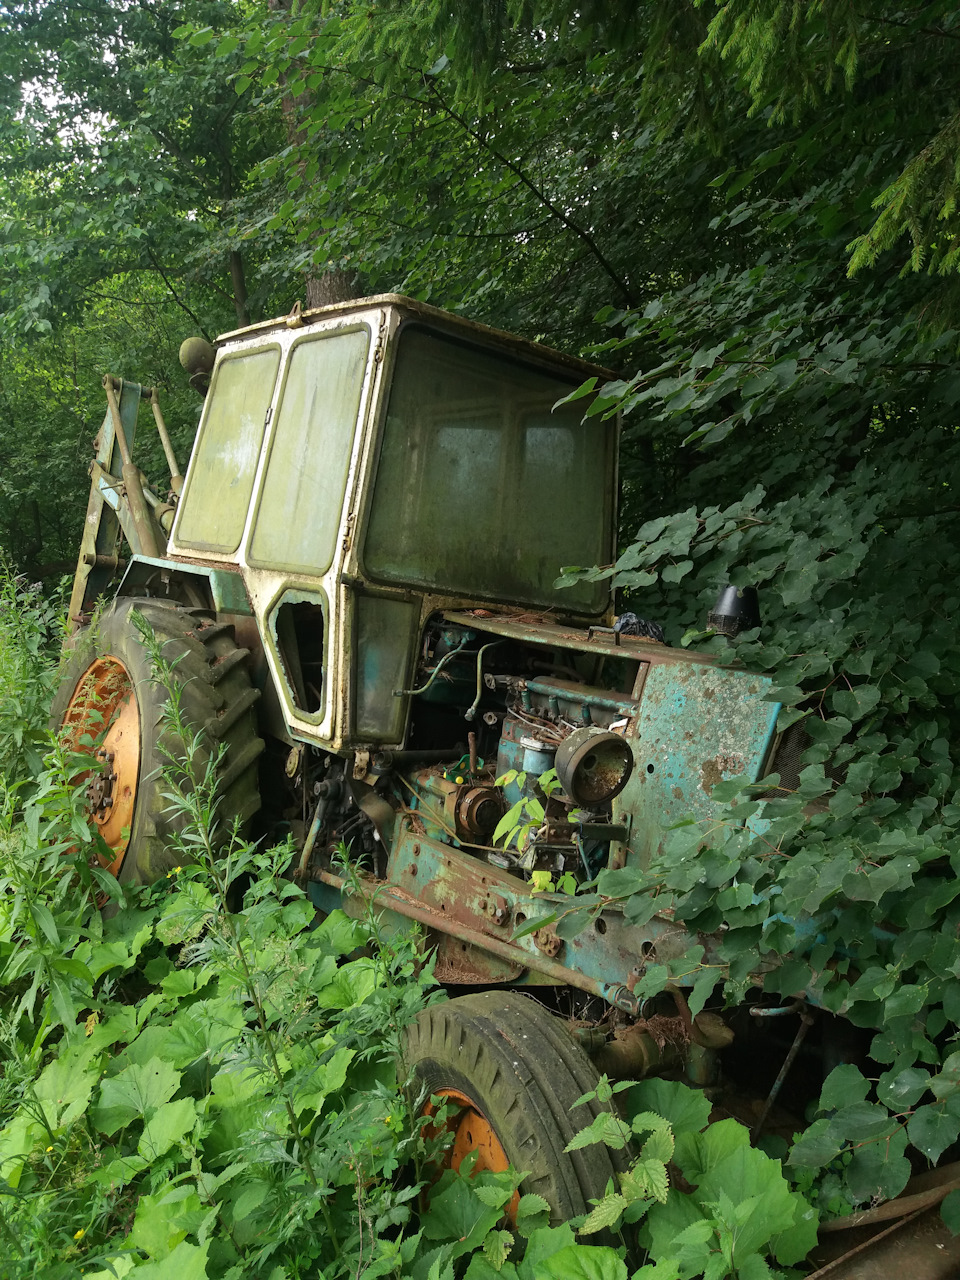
[3,0,959,565]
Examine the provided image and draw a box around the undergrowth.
[0,567,821,1279]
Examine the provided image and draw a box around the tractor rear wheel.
[51,597,263,883]
[403,990,625,1225]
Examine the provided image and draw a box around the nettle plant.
[0,761,437,1276]
[556,463,960,1218]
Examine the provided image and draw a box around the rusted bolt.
[483,895,509,926]
[533,926,562,958]
[412,844,420,857]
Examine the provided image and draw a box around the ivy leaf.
[845,1127,911,1204]
[553,377,597,408]
[555,909,592,941]
[687,966,718,1020]
[908,1104,960,1162]
[661,560,693,583]
[832,685,881,720]
[596,867,648,897]
[877,1066,930,1109]
[820,1064,869,1112]
[511,911,557,940]
[788,1118,843,1168]
[931,1050,960,1100]
[942,1189,960,1236]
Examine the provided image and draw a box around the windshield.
[176,346,280,553]
[250,327,370,574]
[363,326,613,613]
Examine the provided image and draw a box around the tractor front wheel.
[403,991,625,1224]
[51,597,263,883]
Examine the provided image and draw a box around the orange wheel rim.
[60,656,140,876]
[427,1088,521,1222]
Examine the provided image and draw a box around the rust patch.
[701,753,747,796]
[433,934,523,983]
[701,758,723,794]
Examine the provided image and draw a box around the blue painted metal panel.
[615,662,780,868]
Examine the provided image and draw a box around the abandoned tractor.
[55,295,866,1228]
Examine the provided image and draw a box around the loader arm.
[67,378,174,630]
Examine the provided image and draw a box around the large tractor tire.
[51,597,263,883]
[403,990,625,1224]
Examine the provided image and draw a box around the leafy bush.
[558,470,960,1215]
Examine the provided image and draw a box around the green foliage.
[5,0,960,1265]
[493,769,563,856]
[700,2,960,281]
[0,0,282,337]
[0,0,293,576]
[563,1074,816,1276]
[0,591,643,1278]
[558,467,960,1214]
[0,566,61,785]
[0,797,440,1275]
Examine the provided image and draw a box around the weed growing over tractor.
[0,567,825,1278]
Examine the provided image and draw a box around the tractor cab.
[166,296,618,753]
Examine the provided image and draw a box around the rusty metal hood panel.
[444,609,664,661]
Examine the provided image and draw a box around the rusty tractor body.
[66,294,783,1018]
[60,294,913,1259]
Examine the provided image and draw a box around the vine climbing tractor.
[56,294,831,1221]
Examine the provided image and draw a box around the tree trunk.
[305,269,360,308]
[268,0,361,308]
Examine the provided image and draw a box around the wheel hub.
[86,749,116,815]
[60,656,141,876]
[429,1088,520,1221]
